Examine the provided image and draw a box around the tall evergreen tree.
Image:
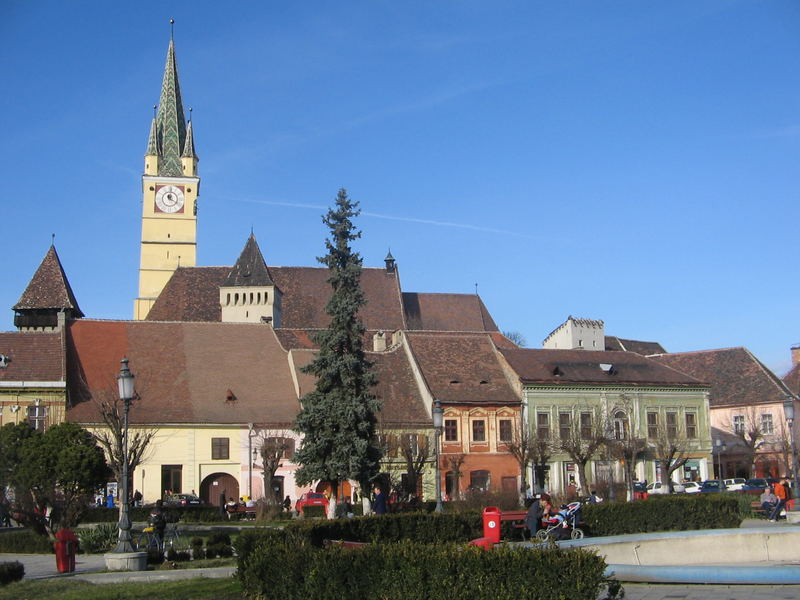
[293,189,382,505]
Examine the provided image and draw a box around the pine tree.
[293,189,382,504]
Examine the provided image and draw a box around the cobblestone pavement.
[616,583,800,599]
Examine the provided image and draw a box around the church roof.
[402,292,498,332]
[650,347,792,407]
[13,245,84,317]
[405,332,519,405]
[222,235,277,288]
[154,39,188,177]
[784,363,800,396]
[66,320,299,425]
[181,118,197,159]
[0,331,65,382]
[499,348,704,388]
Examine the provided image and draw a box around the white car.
[724,478,746,491]
[682,481,702,493]
[646,481,670,495]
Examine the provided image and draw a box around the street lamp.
[715,439,726,481]
[112,358,135,554]
[432,398,443,513]
[782,397,800,511]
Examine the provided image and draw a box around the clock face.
[155,185,185,214]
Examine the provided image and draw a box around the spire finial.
[51,233,55,246]
[170,18,175,40]
[188,106,192,122]
[152,104,157,118]
[474,283,478,295]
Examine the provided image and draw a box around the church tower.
[134,32,200,320]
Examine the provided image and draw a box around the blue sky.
[1,1,798,374]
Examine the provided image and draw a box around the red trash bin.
[482,506,501,544]
[54,529,78,573]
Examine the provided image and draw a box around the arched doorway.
[314,480,353,501]
[200,472,239,507]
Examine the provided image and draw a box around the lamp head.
[784,397,795,423]
[117,358,135,401]
[432,398,443,429]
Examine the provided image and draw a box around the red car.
[295,492,329,515]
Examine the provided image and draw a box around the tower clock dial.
[155,185,185,214]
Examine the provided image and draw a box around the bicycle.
[133,527,162,551]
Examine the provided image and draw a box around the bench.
[499,510,529,540]
[751,499,795,518]
[225,505,257,520]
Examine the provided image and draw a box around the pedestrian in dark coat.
[373,486,387,515]
[525,496,542,537]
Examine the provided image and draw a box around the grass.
[0,577,242,600]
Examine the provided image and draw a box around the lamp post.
[432,398,443,513]
[715,439,726,481]
[112,358,135,554]
[782,397,800,511]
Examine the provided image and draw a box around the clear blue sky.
[1,1,798,374]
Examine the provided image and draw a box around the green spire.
[145,117,158,156]
[181,118,196,159]
[154,39,187,177]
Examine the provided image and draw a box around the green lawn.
[0,577,242,600]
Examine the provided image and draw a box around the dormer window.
[225,389,237,403]
[0,354,10,368]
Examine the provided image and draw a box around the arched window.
[614,411,629,440]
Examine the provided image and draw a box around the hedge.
[82,505,226,523]
[0,561,24,586]
[238,538,612,600]
[581,493,742,536]
[0,530,54,554]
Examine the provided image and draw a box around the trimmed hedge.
[0,530,54,554]
[238,538,611,600]
[83,505,226,523]
[581,493,742,536]
[0,561,24,586]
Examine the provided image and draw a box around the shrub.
[238,538,611,600]
[581,493,742,536]
[77,523,118,554]
[302,505,326,519]
[0,561,24,586]
[208,531,231,546]
[0,530,53,554]
[146,548,163,565]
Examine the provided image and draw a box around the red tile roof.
[402,293,498,332]
[650,347,793,407]
[405,332,519,405]
[66,320,299,425]
[604,336,666,355]
[499,348,703,387]
[0,331,64,382]
[14,246,83,316]
[784,364,800,396]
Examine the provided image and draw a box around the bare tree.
[605,396,647,501]
[529,431,555,494]
[445,454,466,500]
[724,406,766,477]
[377,430,430,503]
[502,331,527,347]
[90,387,156,500]
[649,413,693,492]
[255,431,295,505]
[506,414,555,498]
[557,407,608,496]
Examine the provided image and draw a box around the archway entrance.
[314,480,353,501]
[200,472,239,507]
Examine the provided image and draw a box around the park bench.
[226,505,257,520]
[498,509,529,540]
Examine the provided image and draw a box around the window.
[470,470,490,491]
[761,413,774,435]
[613,411,628,440]
[498,419,512,443]
[666,412,678,439]
[401,433,419,455]
[685,413,697,439]
[647,412,658,438]
[444,419,458,442]
[472,419,486,442]
[559,412,571,440]
[27,405,46,431]
[161,465,182,496]
[580,412,593,440]
[263,437,295,460]
[537,413,550,438]
[211,437,230,460]
[733,415,745,434]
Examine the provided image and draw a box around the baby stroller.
[535,501,584,541]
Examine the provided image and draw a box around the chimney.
[792,346,800,367]
[373,330,387,352]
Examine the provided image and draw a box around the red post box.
[54,529,78,573]
[482,506,501,544]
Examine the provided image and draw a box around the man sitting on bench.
[760,487,778,516]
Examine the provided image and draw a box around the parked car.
[742,478,769,491]
[646,481,669,495]
[164,493,202,506]
[700,480,727,493]
[682,481,702,493]
[723,478,746,491]
[295,492,329,515]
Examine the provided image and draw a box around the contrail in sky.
[236,198,534,239]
